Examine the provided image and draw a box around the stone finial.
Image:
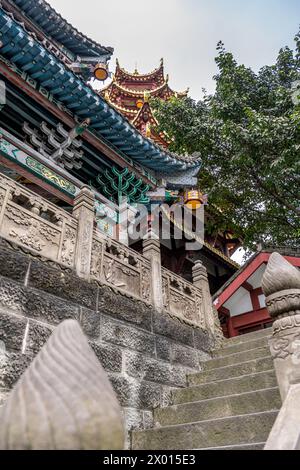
[262,253,300,318]
[262,252,300,297]
[192,260,207,285]
[0,320,125,450]
[262,253,300,401]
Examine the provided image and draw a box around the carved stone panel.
[61,225,77,268]
[102,254,140,298]
[162,275,170,310]
[2,203,60,259]
[91,238,104,280]
[141,265,152,303]
[0,189,5,209]
[169,288,198,326]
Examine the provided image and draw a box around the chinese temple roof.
[115,58,166,84]
[8,0,113,59]
[100,60,188,149]
[0,7,200,175]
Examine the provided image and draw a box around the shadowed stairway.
[132,328,281,450]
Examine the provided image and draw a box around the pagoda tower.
[100,59,188,148]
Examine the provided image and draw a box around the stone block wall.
[0,237,215,447]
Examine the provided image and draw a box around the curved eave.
[105,98,137,119]
[0,9,200,174]
[11,0,113,58]
[115,59,165,83]
[101,79,184,100]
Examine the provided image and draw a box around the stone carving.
[72,187,95,279]
[61,226,76,267]
[91,239,104,279]
[162,275,170,309]
[192,261,218,335]
[170,289,197,325]
[80,221,93,274]
[0,190,5,207]
[102,256,140,297]
[262,252,300,297]
[141,265,151,302]
[195,294,206,329]
[262,252,300,400]
[0,320,125,450]
[5,205,59,253]
[212,306,225,348]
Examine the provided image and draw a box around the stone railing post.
[262,253,300,401]
[73,186,95,280]
[143,231,163,312]
[192,260,215,333]
[0,320,125,450]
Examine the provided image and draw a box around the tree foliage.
[152,35,300,250]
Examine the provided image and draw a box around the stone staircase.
[132,329,281,450]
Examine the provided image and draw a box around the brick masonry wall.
[0,238,215,447]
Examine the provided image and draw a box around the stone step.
[154,387,281,427]
[213,336,270,358]
[226,329,272,345]
[202,346,270,371]
[173,369,277,404]
[200,442,265,450]
[132,411,278,450]
[188,356,274,386]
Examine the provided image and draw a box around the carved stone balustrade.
[0,173,220,335]
[0,173,78,268]
[91,233,152,304]
[162,264,216,333]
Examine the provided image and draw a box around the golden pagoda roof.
[99,59,189,150]
[101,78,186,100]
[115,58,165,83]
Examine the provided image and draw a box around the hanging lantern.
[184,190,203,210]
[136,99,144,109]
[94,63,109,81]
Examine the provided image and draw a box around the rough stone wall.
[0,238,214,447]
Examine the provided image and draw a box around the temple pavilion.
[0,0,240,294]
[100,59,188,148]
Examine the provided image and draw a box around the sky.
[49,0,300,100]
[48,0,299,264]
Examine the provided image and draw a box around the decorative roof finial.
[262,252,300,297]
[134,61,138,75]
